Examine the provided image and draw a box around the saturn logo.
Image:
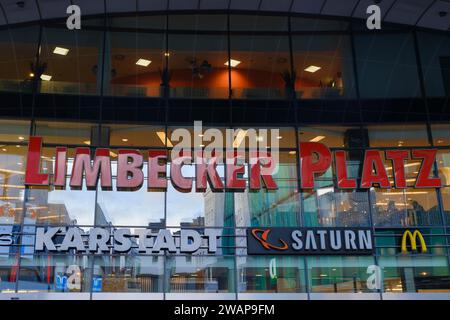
[251,229,289,251]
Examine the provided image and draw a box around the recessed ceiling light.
[16,145,20,148]
[437,139,444,144]
[164,52,170,57]
[310,135,325,142]
[198,134,204,137]
[17,162,22,166]
[18,136,24,140]
[29,73,34,77]
[136,58,152,67]
[2,148,6,152]
[199,144,205,147]
[121,138,128,142]
[277,136,282,140]
[83,140,90,145]
[304,65,321,73]
[40,74,52,81]
[289,151,296,155]
[53,47,69,56]
[225,59,241,67]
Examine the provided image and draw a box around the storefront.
[0,3,449,300]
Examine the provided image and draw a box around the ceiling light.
[198,134,204,137]
[2,148,6,152]
[277,136,282,140]
[53,47,69,56]
[289,151,296,155]
[164,52,170,57]
[18,136,24,140]
[437,139,444,144]
[29,73,34,77]
[304,65,321,73]
[156,132,173,147]
[136,58,152,67]
[83,140,90,145]
[121,138,128,142]
[310,135,325,142]
[15,145,20,148]
[225,59,241,67]
[40,74,52,81]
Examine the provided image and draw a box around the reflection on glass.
[307,256,376,293]
[371,188,441,227]
[27,177,96,225]
[93,255,163,292]
[166,256,234,293]
[96,179,164,227]
[35,121,94,145]
[303,187,370,227]
[292,35,356,99]
[354,33,420,98]
[0,120,30,143]
[379,256,450,293]
[367,124,429,147]
[433,124,450,147]
[0,146,26,224]
[237,256,306,293]
[299,126,364,148]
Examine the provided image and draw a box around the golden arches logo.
[401,230,427,253]
[251,229,289,251]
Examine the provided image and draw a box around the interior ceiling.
[0,0,448,31]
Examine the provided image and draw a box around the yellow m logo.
[401,230,427,253]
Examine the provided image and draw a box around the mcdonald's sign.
[401,230,427,253]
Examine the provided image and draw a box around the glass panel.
[303,187,370,227]
[437,150,450,186]
[0,27,39,93]
[0,145,26,224]
[168,33,229,99]
[106,124,166,147]
[96,178,164,227]
[18,255,91,292]
[237,256,306,293]
[371,188,441,227]
[93,255,164,292]
[432,124,450,146]
[39,27,102,95]
[299,126,363,148]
[292,35,356,99]
[27,177,96,225]
[107,31,165,97]
[35,121,94,145]
[354,33,421,98]
[0,120,30,143]
[230,15,288,32]
[367,124,429,147]
[379,256,450,293]
[291,17,348,32]
[230,34,291,100]
[307,256,377,293]
[441,187,450,225]
[417,32,450,97]
[166,256,235,293]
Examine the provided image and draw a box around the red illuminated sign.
[24,137,442,191]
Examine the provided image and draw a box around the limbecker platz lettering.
[24,137,442,192]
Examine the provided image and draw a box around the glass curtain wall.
[0,13,449,297]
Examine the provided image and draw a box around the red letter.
[25,136,49,186]
[412,149,442,188]
[226,151,246,191]
[386,150,409,188]
[249,151,278,190]
[335,151,356,189]
[54,147,67,188]
[360,150,390,188]
[195,150,224,192]
[148,150,167,191]
[300,142,332,189]
[70,148,112,190]
[170,152,192,192]
[117,150,143,190]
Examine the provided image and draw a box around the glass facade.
[0,12,449,299]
